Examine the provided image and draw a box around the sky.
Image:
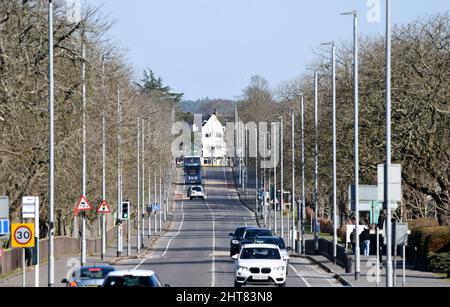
[86,0,449,101]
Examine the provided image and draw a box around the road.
[114,167,341,288]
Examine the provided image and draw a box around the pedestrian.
[350,228,357,255]
[361,228,371,256]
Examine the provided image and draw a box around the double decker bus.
[184,156,202,185]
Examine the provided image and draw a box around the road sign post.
[12,223,35,288]
[23,196,39,287]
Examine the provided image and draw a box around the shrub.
[409,218,439,229]
[427,253,450,277]
[408,226,450,269]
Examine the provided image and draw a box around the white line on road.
[133,201,185,271]
[204,169,216,287]
[289,264,312,288]
[161,201,185,257]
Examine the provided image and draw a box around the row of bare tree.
[238,13,449,226]
[0,1,178,238]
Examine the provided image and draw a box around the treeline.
[238,13,449,226]
[0,1,179,238]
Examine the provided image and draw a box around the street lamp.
[342,10,360,280]
[47,0,55,287]
[321,41,338,265]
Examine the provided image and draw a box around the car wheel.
[278,282,287,288]
[234,281,242,288]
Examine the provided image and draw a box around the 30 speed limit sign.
[11,223,35,248]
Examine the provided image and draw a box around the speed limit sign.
[11,223,35,248]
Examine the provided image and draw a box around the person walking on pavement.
[361,228,371,256]
[350,228,357,255]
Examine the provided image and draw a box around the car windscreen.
[240,248,281,260]
[244,230,272,240]
[192,187,202,192]
[103,275,162,288]
[255,238,285,249]
[80,268,114,280]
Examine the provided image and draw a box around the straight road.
[115,167,341,288]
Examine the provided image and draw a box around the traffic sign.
[75,195,92,213]
[11,223,35,248]
[0,219,10,235]
[22,196,38,219]
[0,196,9,219]
[97,200,111,214]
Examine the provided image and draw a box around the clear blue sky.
[87,0,449,100]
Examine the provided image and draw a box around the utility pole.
[385,0,393,288]
[142,119,146,245]
[137,118,141,254]
[280,117,284,240]
[274,123,278,235]
[159,164,162,232]
[291,110,296,252]
[314,72,319,254]
[117,87,123,258]
[300,94,306,255]
[322,41,338,264]
[101,113,107,260]
[47,0,55,288]
[81,33,87,266]
[255,128,259,213]
[341,10,360,279]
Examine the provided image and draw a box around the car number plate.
[253,275,269,280]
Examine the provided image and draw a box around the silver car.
[62,265,116,287]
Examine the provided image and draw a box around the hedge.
[427,253,450,278]
[408,226,450,269]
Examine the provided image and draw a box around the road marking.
[204,171,216,288]
[310,263,338,287]
[289,264,312,288]
[161,201,185,257]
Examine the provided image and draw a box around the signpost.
[22,197,40,287]
[12,223,35,288]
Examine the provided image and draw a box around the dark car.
[239,228,274,252]
[229,227,253,257]
[62,265,116,287]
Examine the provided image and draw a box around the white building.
[202,113,228,166]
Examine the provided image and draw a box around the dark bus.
[184,156,202,185]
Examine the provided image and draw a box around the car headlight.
[274,266,286,271]
[232,240,239,245]
[238,266,248,271]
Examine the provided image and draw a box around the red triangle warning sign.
[75,195,92,213]
[97,200,111,214]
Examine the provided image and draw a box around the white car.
[188,186,205,200]
[232,244,289,288]
[102,270,170,288]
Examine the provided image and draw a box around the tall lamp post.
[313,71,319,254]
[47,0,55,287]
[385,0,394,288]
[342,10,360,280]
[322,41,338,265]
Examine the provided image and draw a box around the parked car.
[102,270,170,288]
[232,244,289,288]
[229,227,253,256]
[62,265,116,287]
[187,186,205,200]
[254,236,290,268]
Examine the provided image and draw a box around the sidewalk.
[306,253,450,287]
